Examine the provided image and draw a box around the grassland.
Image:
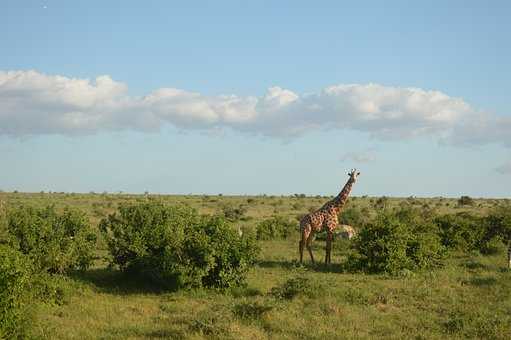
[1,192,510,339]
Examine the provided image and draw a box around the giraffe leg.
[508,241,511,269]
[299,227,310,264]
[306,232,315,264]
[325,231,333,265]
[299,238,304,264]
[299,239,304,263]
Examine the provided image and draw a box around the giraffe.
[299,169,360,264]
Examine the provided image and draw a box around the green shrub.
[7,206,97,273]
[434,213,485,252]
[0,244,31,339]
[339,206,369,227]
[480,206,511,254]
[31,273,72,306]
[100,203,259,289]
[221,204,247,222]
[374,196,389,209]
[347,210,445,274]
[256,216,296,240]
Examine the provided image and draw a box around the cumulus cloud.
[0,70,509,147]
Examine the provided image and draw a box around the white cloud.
[495,161,511,174]
[0,70,509,148]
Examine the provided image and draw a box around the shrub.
[347,209,445,274]
[100,203,259,289]
[292,202,304,210]
[339,206,369,227]
[480,206,511,254]
[0,244,31,339]
[31,273,72,306]
[434,213,486,252]
[374,196,389,209]
[221,204,247,222]
[458,195,475,206]
[256,216,296,240]
[7,205,97,273]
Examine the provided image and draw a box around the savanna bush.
[255,216,296,240]
[481,206,511,254]
[221,204,247,222]
[434,213,485,252]
[7,205,97,273]
[100,203,259,289]
[0,244,31,339]
[347,209,445,274]
[30,273,73,306]
[339,206,370,227]
[458,195,475,206]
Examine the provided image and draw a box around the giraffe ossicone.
[299,169,360,265]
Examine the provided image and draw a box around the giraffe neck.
[330,178,355,212]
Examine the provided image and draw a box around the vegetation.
[0,244,31,339]
[347,209,446,274]
[0,192,509,339]
[270,275,323,300]
[221,204,247,222]
[6,205,97,273]
[435,212,485,252]
[255,216,296,240]
[458,195,475,206]
[100,202,259,289]
[484,206,511,247]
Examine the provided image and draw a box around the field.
[1,192,510,339]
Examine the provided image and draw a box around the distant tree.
[458,196,474,206]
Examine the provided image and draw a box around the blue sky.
[1,0,510,197]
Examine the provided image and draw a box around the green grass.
[1,192,510,339]
[29,240,511,339]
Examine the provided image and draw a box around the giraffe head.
[347,169,361,182]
